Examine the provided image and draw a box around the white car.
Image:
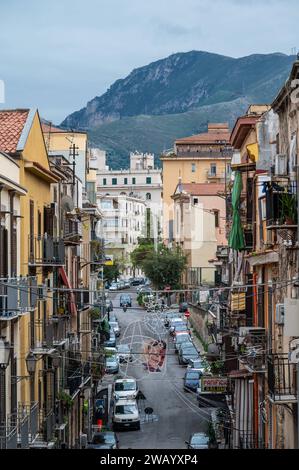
[112,397,140,431]
[109,321,120,337]
[109,283,118,291]
[113,378,138,399]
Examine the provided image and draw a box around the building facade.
[96,150,162,242]
[161,123,232,243]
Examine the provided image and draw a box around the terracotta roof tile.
[180,183,225,196]
[41,122,65,133]
[0,110,29,153]
[175,123,231,144]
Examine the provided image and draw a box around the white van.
[113,378,138,399]
[112,398,140,431]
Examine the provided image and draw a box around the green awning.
[228,171,245,251]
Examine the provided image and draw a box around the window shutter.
[0,226,8,277]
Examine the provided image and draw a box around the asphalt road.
[107,289,211,449]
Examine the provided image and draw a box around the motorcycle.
[122,302,128,312]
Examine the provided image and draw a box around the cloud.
[0,0,298,122]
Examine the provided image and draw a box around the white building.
[97,193,146,277]
[95,150,162,241]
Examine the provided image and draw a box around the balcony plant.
[279,192,297,225]
[89,307,101,320]
[57,390,74,409]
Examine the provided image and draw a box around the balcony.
[52,316,70,347]
[265,181,297,230]
[63,218,82,244]
[0,277,37,320]
[0,402,39,449]
[267,354,297,403]
[29,320,56,355]
[176,150,233,159]
[28,236,65,266]
[62,363,91,398]
[76,288,90,310]
[238,327,266,373]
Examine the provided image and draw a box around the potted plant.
[58,390,74,409]
[280,192,297,225]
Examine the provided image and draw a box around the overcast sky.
[0,0,298,123]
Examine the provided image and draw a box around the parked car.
[113,378,138,399]
[173,323,190,335]
[103,331,116,348]
[164,311,182,327]
[179,301,189,313]
[112,398,140,431]
[124,280,130,288]
[103,347,117,356]
[109,313,117,322]
[130,278,142,286]
[105,354,119,374]
[184,369,203,392]
[87,431,119,449]
[185,432,210,449]
[178,344,199,365]
[187,358,207,373]
[118,280,125,290]
[120,294,132,307]
[169,318,185,334]
[173,331,191,348]
[109,320,120,337]
[117,344,133,363]
[109,283,118,291]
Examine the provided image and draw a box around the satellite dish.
[61,195,74,212]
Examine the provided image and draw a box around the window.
[210,163,217,176]
[112,178,117,185]
[146,193,151,200]
[193,198,198,205]
[191,163,196,173]
[213,209,219,228]
[132,177,136,185]
[101,200,112,209]
[146,177,151,184]
[103,178,107,185]
[124,177,128,185]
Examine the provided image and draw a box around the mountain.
[61,51,295,168]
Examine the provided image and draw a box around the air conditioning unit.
[275,154,288,176]
[275,303,285,325]
[216,333,223,344]
[238,327,266,344]
[231,336,238,350]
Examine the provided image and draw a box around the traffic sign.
[184,311,191,318]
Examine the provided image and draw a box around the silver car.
[109,321,120,337]
[117,344,133,363]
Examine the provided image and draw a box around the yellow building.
[0,109,60,447]
[161,123,232,243]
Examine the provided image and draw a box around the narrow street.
[107,290,211,449]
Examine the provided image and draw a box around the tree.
[141,246,187,290]
[130,239,155,271]
[103,261,120,283]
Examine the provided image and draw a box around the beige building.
[161,123,232,242]
[172,182,226,285]
[97,193,146,277]
[96,150,162,240]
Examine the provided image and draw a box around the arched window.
[146,192,151,200]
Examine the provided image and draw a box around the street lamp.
[25,352,37,374]
[0,337,11,425]
[26,351,36,403]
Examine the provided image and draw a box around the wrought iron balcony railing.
[0,277,37,320]
[0,402,39,449]
[267,353,297,403]
[28,236,65,266]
